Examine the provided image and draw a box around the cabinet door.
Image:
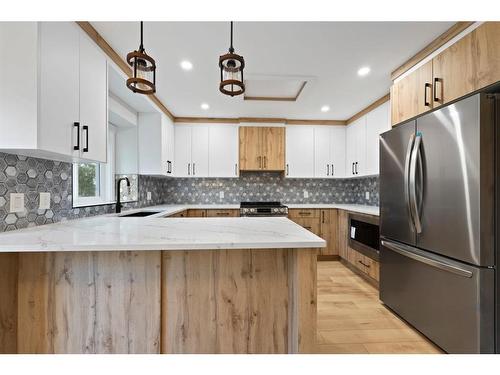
[432,32,475,108]
[162,115,175,176]
[319,209,338,256]
[39,22,79,157]
[191,126,209,177]
[239,127,262,171]
[79,32,107,162]
[174,126,192,177]
[365,101,390,175]
[472,22,500,92]
[187,209,207,217]
[209,125,239,177]
[337,210,349,259]
[290,217,321,236]
[345,124,357,177]
[354,117,366,176]
[330,126,346,178]
[313,127,331,178]
[286,126,314,178]
[262,127,285,171]
[391,60,433,126]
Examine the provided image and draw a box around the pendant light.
[219,21,245,97]
[126,21,156,95]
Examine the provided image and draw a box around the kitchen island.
[0,215,324,354]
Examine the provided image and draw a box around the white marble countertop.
[0,203,378,252]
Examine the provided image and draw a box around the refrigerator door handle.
[409,132,423,233]
[381,240,473,278]
[404,133,416,230]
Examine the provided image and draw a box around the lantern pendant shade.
[219,22,245,97]
[126,22,156,95]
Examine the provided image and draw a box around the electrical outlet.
[9,193,25,213]
[365,191,370,200]
[219,191,224,199]
[147,192,152,201]
[39,192,51,210]
[303,190,309,198]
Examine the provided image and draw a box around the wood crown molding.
[391,21,475,81]
[77,21,175,121]
[174,117,347,125]
[346,93,390,124]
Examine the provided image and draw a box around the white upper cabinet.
[346,116,366,177]
[138,113,174,176]
[346,101,390,177]
[191,127,209,177]
[78,31,108,163]
[38,22,80,159]
[286,126,314,178]
[0,22,108,163]
[330,126,346,177]
[365,101,390,175]
[174,125,209,178]
[209,125,239,178]
[313,127,330,178]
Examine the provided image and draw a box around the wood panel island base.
[0,248,317,354]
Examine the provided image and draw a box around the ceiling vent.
[243,75,309,102]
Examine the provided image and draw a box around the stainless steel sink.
[119,211,161,217]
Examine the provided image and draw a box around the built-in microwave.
[348,213,380,261]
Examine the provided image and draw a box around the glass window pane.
[77,163,100,197]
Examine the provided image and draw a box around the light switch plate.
[219,191,224,199]
[147,192,152,201]
[9,193,25,213]
[39,192,51,210]
[365,191,370,200]
[303,190,309,198]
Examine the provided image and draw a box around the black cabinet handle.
[424,83,431,107]
[433,77,441,102]
[355,162,358,175]
[327,164,329,176]
[82,125,89,153]
[193,163,196,175]
[286,163,289,176]
[188,163,190,175]
[352,162,354,175]
[235,163,238,176]
[331,164,334,176]
[73,122,80,151]
[322,211,325,224]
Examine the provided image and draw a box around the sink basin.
[120,211,161,217]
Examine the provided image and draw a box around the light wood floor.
[316,261,443,354]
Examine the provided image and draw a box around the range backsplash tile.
[0,152,170,232]
[0,151,378,233]
[162,172,379,206]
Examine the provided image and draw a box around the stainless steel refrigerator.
[379,93,499,353]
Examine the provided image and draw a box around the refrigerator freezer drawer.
[380,239,495,353]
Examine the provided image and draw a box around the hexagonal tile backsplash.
[0,151,378,233]
[0,152,171,232]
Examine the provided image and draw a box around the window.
[72,125,116,207]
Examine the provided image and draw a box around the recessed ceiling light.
[357,66,371,76]
[321,105,330,113]
[201,103,210,110]
[180,60,193,71]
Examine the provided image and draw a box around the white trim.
[394,22,483,83]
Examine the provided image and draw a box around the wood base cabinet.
[0,249,317,354]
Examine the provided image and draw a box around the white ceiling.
[93,21,454,120]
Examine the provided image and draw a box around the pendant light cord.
[139,21,144,52]
[229,21,234,53]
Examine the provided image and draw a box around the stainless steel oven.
[348,213,380,261]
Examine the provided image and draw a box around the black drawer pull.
[73,122,80,150]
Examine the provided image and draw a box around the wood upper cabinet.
[432,32,475,108]
[471,22,500,93]
[391,60,433,126]
[239,126,285,171]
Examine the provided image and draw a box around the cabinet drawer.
[364,256,380,282]
[206,209,239,217]
[187,209,207,217]
[290,217,321,236]
[288,209,320,219]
